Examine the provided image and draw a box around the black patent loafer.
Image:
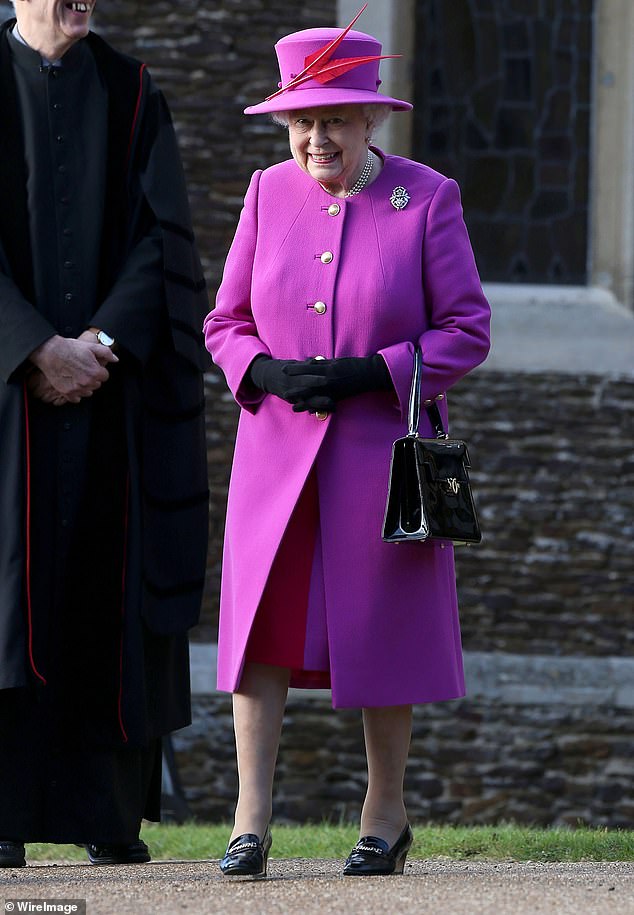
[220,826,272,877]
[85,839,150,866]
[343,823,413,876]
[0,841,26,868]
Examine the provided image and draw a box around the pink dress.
[245,470,331,688]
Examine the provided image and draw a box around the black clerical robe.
[0,22,209,843]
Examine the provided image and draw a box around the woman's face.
[287,106,370,194]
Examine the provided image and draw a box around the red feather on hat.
[264,4,398,102]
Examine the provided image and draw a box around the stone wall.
[174,688,634,828]
[452,370,634,657]
[175,648,634,827]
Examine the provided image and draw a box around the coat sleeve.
[0,241,55,384]
[89,217,166,366]
[378,177,491,419]
[203,170,272,413]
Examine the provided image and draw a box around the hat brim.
[244,87,412,115]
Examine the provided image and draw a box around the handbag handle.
[408,346,447,440]
[407,345,423,436]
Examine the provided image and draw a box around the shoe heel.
[393,850,408,875]
[260,846,270,878]
[260,827,272,878]
[393,824,413,875]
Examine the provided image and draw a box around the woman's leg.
[360,704,413,845]
[230,662,290,841]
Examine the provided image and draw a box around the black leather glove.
[287,355,392,412]
[248,356,301,400]
[249,356,334,408]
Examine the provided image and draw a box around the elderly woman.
[204,8,490,878]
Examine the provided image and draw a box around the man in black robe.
[0,1,209,866]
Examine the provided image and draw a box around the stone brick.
[173,696,634,827]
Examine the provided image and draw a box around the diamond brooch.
[390,186,410,210]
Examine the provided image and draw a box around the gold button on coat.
[320,251,333,264]
[315,411,329,421]
[313,301,327,314]
[327,204,340,216]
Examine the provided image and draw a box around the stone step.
[189,643,634,709]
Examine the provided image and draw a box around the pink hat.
[244,5,412,115]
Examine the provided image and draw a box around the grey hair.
[272,103,393,136]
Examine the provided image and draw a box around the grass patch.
[23,823,634,863]
[411,824,634,862]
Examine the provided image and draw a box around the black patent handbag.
[382,347,482,545]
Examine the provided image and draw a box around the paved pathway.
[2,859,634,915]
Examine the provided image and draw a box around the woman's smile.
[308,153,339,164]
[307,150,343,177]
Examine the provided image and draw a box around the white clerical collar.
[12,24,63,67]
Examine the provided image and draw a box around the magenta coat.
[204,151,491,708]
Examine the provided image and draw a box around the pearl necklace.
[344,151,374,197]
[319,151,374,199]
